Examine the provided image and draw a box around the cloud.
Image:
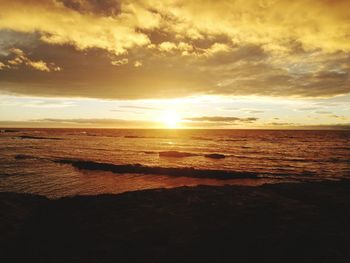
[23,101,75,108]
[26,118,159,128]
[156,41,195,56]
[59,0,122,16]
[158,42,178,52]
[265,122,350,130]
[134,60,142,67]
[110,105,159,114]
[297,107,321,111]
[2,0,350,54]
[1,48,61,72]
[204,43,231,56]
[0,116,259,128]
[222,107,265,114]
[35,118,128,124]
[150,0,350,53]
[111,58,128,66]
[110,109,142,114]
[244,109,264,114]
[118,105,159,110]
[26,60,51,72]
[312,124,350,130]
[315,111,332,115]
[268,122,298,126]
[2,118,349,129]
[329,115,348,120]
[0,0,158,55]
[184,116,258,123]
[0,30,39,56]
[315,102,339,107]
[0,0,349,99]
[0,97,76,108]
[0,39,349,99]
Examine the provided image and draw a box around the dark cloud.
[200,45,267,66]
[58,0,121,16]
[0,31,39,56]
[1,40,350,99]
[0,43,212,99]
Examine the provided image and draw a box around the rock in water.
[204,153,225,159]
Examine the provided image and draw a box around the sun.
[162,110,181,128]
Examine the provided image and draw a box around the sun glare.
[162,110,181,128]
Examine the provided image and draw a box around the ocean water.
[0,128,349,198]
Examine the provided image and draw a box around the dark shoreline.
[1,180,350,263]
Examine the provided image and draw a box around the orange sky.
[0,0,349,129]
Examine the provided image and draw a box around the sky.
[0,0,349,129]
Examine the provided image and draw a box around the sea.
[0,128,349,198]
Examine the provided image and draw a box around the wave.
[159,151,198,157]
[204,153,226,159]
[143,151,157,154]
[157,151,337,162]
[125,135,182,139]
[17,135,63,140]
[14,154,37,160]
[0,129,19,133]
[158,151,226,159]
[55,159,261,179]
[227,154,340,163]
[190,136,212,141]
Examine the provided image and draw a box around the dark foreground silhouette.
[1,180,350,263]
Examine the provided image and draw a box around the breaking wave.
[55,159,262,179]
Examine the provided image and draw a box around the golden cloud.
[149,0,350,53]
[111,58,129,66]
[0,0,349,99]
[1,48,61,72]
[1,0,349,55]
[0,0,160,55]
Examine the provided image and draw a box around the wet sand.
[1,180,350,263]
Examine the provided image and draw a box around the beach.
[2,1,350,261]
[2,180,350,263]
